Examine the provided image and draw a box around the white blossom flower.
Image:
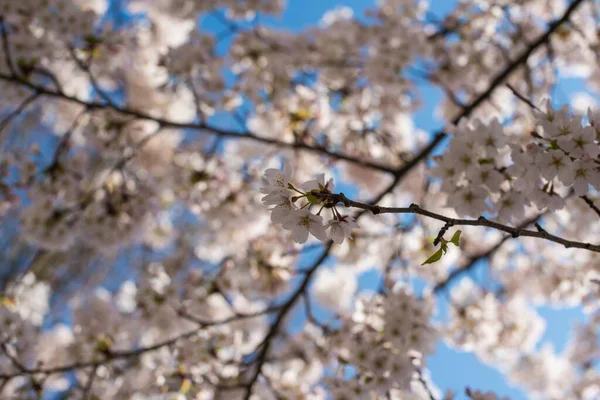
[262,191,296,223]
[570,159,599,195]
[325,216,359,244]
[537,150,575,185]
[447,186,490,217]
[558,125,599,158]
[475,118,508,156]
[301,174,334,193]
[261,160,292,195]
[282,210,327,244]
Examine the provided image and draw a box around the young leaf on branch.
[422,230,462,265]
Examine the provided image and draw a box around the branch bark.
[323,192,600,253]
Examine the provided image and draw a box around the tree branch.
[239,242,333,399]
[0,307,279,381]
[0,92,40,135]
[0,73,398,174]
[323,192,600,253]
[581,195,600,218]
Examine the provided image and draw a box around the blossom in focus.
[282,209,327,244]
[326,215,359,244]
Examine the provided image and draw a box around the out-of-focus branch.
[0,17,17,77]
[69,47,117,108]
[0,92,40,135]
[581,196,600,218]
[238,242,333,399]
[0,307,279,381]
[0,72,399,174]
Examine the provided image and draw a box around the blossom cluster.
[431,102,600,221]
[21,161,156,251]
[446,278,546,364]
[260,161,359,245]
[326,289,437,398]
[0,0,97,69]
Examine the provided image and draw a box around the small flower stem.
[332,206,341,219]
[288,183,305,195]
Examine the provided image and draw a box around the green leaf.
[450,230,461,246]
[306,192,320,205]
[421,248,444,265]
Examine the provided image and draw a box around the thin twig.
[69,47,116,107]
[81,365,98,399]
[0,307,278,380]
[239,242,333,400]
[0,92,39,135]
[416,369,437,400]
[506,83,541,111]
[581,195,600,218]
[0,17,17,77]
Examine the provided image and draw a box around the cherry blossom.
[326,215,359,244]
[282,209,328,244]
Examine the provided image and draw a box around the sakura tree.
[0,0,598,399]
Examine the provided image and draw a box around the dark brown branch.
[0,308,279,381]
[81,365,98,399]
[452,0,585,122]
[46,109,88,172]
[0,93,40,135]
[0,73,399,174]
[506,83,542,111]
[581,195,600,218]
[239,242,333,400]
[302,292,330,331]
[1,342,28,373]
[69,47,116,107]
[416,369,437,400]
[0,17,17,77]
[377,0,586,196]
[324,192,600,253]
